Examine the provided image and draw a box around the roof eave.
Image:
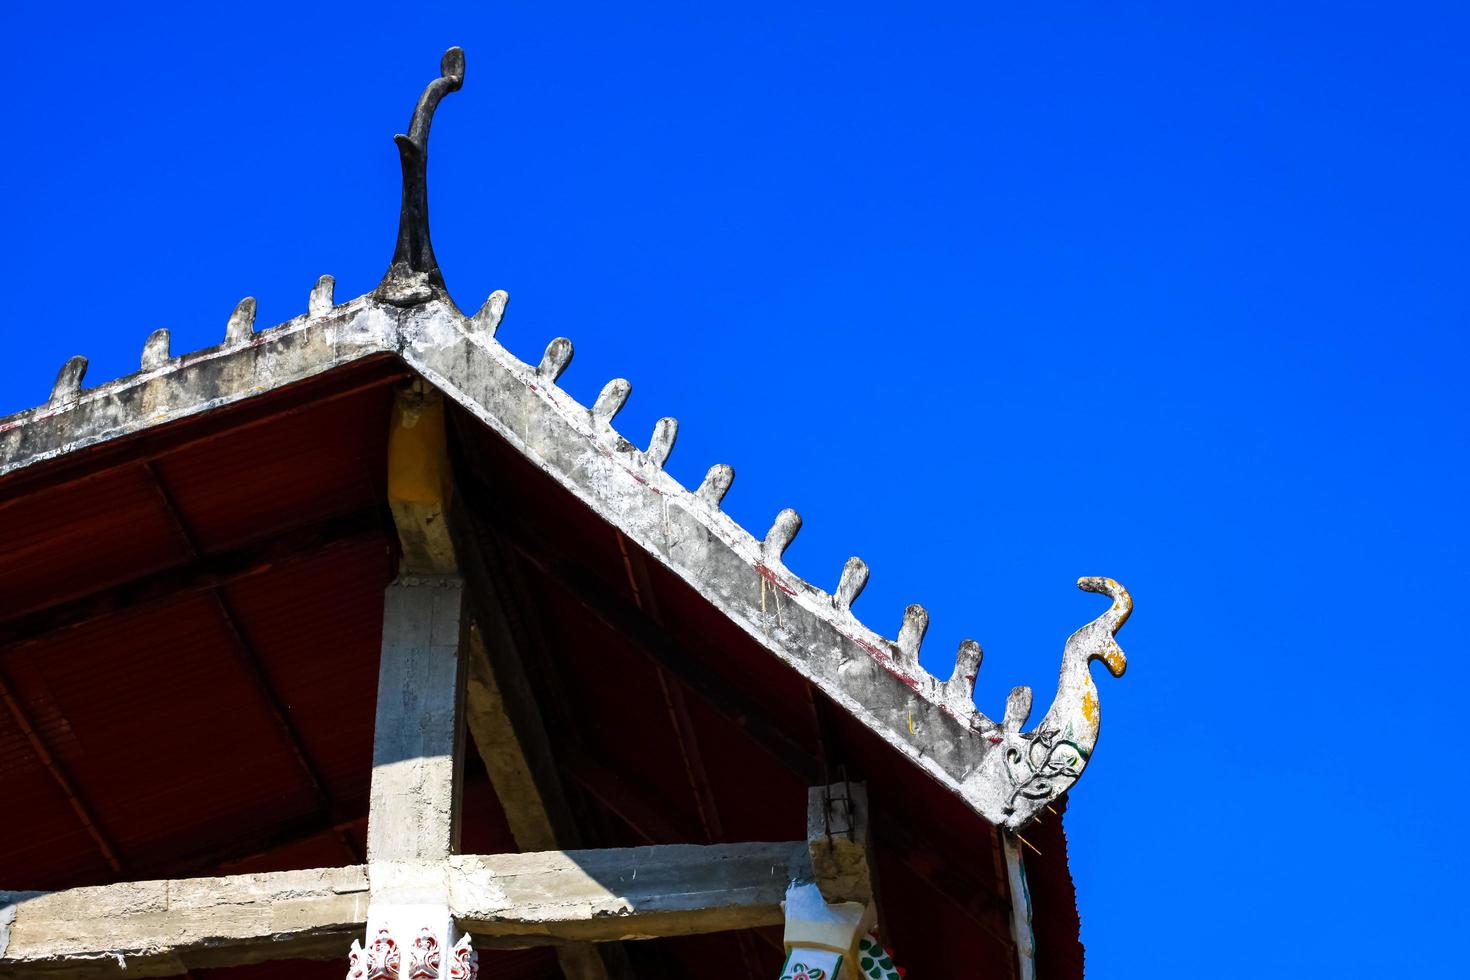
[0,285,1127,831]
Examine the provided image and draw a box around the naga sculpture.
[972,576,1131,827]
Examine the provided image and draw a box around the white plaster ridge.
[0,285,1131,831]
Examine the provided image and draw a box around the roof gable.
[0,42,1129,838]
[0,271,1128,834]
[0,45,1126,977]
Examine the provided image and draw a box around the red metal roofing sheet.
[0,366,1084,978]
[0,370,401,889]
[0,464,186,620]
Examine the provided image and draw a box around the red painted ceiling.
[0,360,1082,979]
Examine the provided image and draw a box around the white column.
[780,782,884,980]
[350,575,476,980]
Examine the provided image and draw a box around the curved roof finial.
[376,46,465,307]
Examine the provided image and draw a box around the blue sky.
[3,2,1467,975]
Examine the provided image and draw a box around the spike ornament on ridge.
[224,298,256,345]
[645,418,678,468]
[376,47,465,307]
[696,464,734,507]
[141,329,171,371]
[537,338,574,381]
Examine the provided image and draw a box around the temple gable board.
[0,47,1128,979]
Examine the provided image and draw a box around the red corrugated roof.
[0,363,1085,978]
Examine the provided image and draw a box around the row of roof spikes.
[39,274,1016,729]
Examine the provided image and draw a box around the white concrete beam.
[451,842,807,946]
[0,866,369,977]
[0,843,810,976]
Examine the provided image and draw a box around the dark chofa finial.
[375,46,465,307]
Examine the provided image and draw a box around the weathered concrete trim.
[0,843,809,975]
[0,295,394,480]
[0,867,369,977]
[0,285,1129,829]
[450,842,807,945]
[400,301,1131,829]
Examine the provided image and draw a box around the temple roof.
[0,250,1129,826]
[0,46,1120,978]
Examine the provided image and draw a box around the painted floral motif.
[857,936,905,980]
[347,928,468,980]
[346,929,400,980]
[1003,724,1088,815]
[448,935,479,980]
[780,963,826,980]
[407,927,440,978]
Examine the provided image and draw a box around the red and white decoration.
[407,927,440,978]
[448,936,478,980]
[346,929,477,980]
[347,929,400,980]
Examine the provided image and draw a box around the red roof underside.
[0,360,1083,978]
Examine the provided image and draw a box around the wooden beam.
[455,549,580,852]
[139,462,358,864]
[1003,834,1037,980]
[0,509,386,649]
[386,383,457,575]
[560,754,689,845]
[0,669,122,876]
[614,535,765,980]
[467,496,821,782]
[454,484,1020,947]
[486,507,1015,934]
[447,454,630,979]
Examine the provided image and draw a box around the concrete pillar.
[779,782,892,980]
[351,575,476,980]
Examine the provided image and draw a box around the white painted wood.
[1003,834,1037,980]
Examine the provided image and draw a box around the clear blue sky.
[3,2,1466,975]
